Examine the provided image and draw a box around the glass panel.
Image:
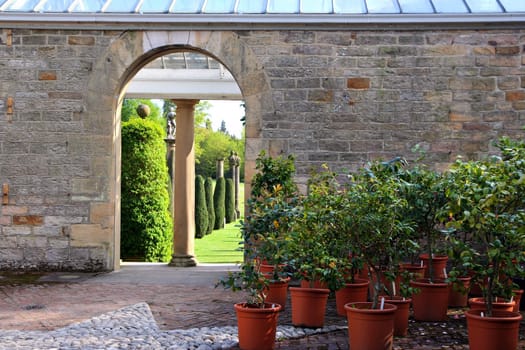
[499,0,525,12]
[398,0,434,13]
[171,0,204,13]
[39,0,75,12]
[301,0,332,13]
[237,0,266,13]
[366,0,399,13]
[464,0,502,12]
[203,0,235,13]
[105,0,139,12]
[431,0,469,13]
[140,0,171,13]
[267,0,299,13]
[334,0,366,13]
[71,0,106,12]
[4,0,40,11]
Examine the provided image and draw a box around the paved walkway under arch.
[0,263,523,349]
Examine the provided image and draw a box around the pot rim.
[465,308,522,321]
[344,301,397,313]
[234,302,282,312]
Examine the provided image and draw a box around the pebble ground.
[0,267,523,349]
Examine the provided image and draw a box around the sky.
[205,100,245,138]
[153,99,245,138]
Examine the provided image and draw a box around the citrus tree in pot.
[286,170,345,328]
[343,159,415,349]
[397,163,451,321]
[444,136,525,350]
[216,248,282,350]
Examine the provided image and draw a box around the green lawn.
[194,182,245,264]
[194,220,244,263]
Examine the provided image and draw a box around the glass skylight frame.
[1,0,523,14]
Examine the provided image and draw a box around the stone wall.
[0,27,523,271]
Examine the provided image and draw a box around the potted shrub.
[240,151,300,312]
[444,136,525,350]
[343,159,415,349]
[216,254,282,350]
[399,163,451,321]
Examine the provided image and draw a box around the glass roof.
[144,52,221,70]
[0,0,523,14]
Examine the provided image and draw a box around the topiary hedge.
[120,118,173,262]
[213,177,226,230]
[205,177,215,235]
[225,178,236,223]
[195,175,208,238]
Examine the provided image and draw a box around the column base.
[169,254,198,267]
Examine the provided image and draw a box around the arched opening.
[118,49,246,267]
[84,30,273,271]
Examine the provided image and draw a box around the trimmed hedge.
[195,175,208,238]
[205,177,215,235]
[120,118,173,262]
[225,178,236,223]
[213,177,226,230]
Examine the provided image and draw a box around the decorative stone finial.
[136,104,150,119]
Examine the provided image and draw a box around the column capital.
[171,99,200,108]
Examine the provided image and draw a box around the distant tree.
[213,177,226,229]
[205,177,215,235]
[220,120,227,134]
[194,175,208,238]
[225,178,236,223]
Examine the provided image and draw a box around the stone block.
[506,91,525,102]
[3,226,32,235]
[38,71,57,80]
[70,224,110,247]
[308,90,334,102]
[1,205,28,216]
[13,215,43,226]
[18,235,47,248]
[0,248,23,261]
[89,202,114,225]
[347,78,370,89]
[68,36,95,45]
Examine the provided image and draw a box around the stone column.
[216,158,224,179]
[169,99,199,267]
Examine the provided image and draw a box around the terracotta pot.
[419,254,449,279]
[512,289,523,312]
[335,279,369,316]
[260,263,285,274]
[465,309,522,350]
[468,297,516,312]
[448,276,471,307]
[399,263,426,280]
[385,296,412,337]
[410,278,450,321]
[344,302,397,350]
[234,302,281,350]
[265,277,290,310]
[289,287,330,328]
[300,279,328,289]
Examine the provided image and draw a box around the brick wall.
[0,28,523,271]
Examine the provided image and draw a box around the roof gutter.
[0,12,524,30]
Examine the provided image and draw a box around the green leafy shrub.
[195,175,208,238]
[225,178,236,223]
[120,118,173,262]
[205,177,215,235]
[214,177,226,229]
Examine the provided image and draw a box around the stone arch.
[85,30,272,270]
